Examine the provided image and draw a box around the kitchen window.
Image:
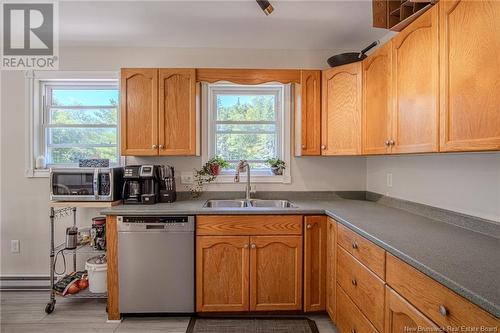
[41,82,119,167]
[204,83,291,182]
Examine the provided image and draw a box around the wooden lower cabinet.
[385,287,441,333]
[196,216,304,313]
[326,218,337,320]
[250,236,302,311]
[304,215,327,312]
[336,285,378,333]
[196,236,250,312]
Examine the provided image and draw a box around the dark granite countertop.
[101,197,500,318]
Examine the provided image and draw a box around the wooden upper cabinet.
[326,218,337,321]
[303,215,326,312]
[321,63,362,155]
[385,287,441,333]
[363,41,392,155]
[196,236,250,312]
[296,70,321,156]
[158,69,197,155]
[391,6,439,154]
[250,235,302,311]
[120,68,158,156]
[439,0,500,152]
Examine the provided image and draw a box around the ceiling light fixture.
[256,0,274,16]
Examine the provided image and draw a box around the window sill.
[26,169,50,178]
[211,174,291,184]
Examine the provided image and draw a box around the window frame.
[41,82,120,167]
[202,82,291,183]
[25,71,120,177]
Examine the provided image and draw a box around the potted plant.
[189,156,229,197]
[266,158,286,175]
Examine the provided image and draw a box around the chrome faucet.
[234,160,251,200]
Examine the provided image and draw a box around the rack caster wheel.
[45,301,55,314]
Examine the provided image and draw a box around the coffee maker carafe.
[122,165,160,204]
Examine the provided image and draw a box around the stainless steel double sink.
[203,199,297,208]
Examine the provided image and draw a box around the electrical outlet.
[386,173,393,188]
[181,172,194,184]
[11,240,20,253]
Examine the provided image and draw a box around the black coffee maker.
[122,165,160,204]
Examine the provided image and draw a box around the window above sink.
[200,82,292,184]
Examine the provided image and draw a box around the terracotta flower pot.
[210,164,220,176]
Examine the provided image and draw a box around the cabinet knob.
[244,244,249,249]
[302,144,307,149]
[389,139,396,146]
[152,144,158,149]
[306,224,312,229]
[159,144,164,149]
[351,278,357,286]
[321,145,326,150]
[351,329,356,333]
[352,241,358,249]
[385,140,390,146]
[251,244,256,249]
[439,305,449,317]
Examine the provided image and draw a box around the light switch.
[11,240,20,253]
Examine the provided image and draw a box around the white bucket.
[85,256,107,293]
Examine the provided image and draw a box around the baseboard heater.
[0,276,51,290]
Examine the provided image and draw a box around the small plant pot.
[271,166,283,175]
[209,164,221,176]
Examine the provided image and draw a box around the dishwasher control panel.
[117,215,195,232]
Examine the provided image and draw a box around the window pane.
[50,108,117,125]
[51,89,118,107]
[216,124,276,133]
[48,147,118,164]
[225,161,269,170]
[216,95,275,121]
[216,133,276,162]
[49,128,117,145]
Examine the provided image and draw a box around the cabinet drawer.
[336,284,378,333]
[337,223,385,279]
[196,215,303,236]
[337,246,385,332]
[386,254,499,331]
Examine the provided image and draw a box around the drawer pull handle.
[352,241,358,249]
[351,329,356,333]
[439,305,449,316]
[351,278,357,286]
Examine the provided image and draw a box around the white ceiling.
[59,1,389,51]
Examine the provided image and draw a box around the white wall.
[0,46,367,276]
[366,153,500,222]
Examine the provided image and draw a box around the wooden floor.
[0,291,338,333]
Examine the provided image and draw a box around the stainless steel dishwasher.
[117,215,195,313]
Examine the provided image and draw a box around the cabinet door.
[326,218,337,321]
[304,216,326,312]
[120,68,158,156]
[391,6,439,154]
[439,0,500,152]
[385,287,441,333]
[321,63,362,155]
[250,236,302,311]
[196,236,249,312]
[297,70,321,156]
[363,42,392,155]
[158,68,197,155]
